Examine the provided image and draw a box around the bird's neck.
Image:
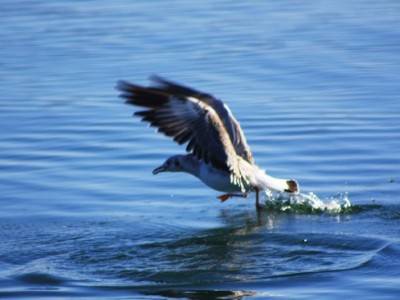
[181,154,201,177]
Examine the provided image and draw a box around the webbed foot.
[218,193,248,202]
[218,194,231,202]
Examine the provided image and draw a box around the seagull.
[116,76,299,209]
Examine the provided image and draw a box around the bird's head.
[152,155,185,174]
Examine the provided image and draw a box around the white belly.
[197,164,242,193]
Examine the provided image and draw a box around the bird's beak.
[152,164,166,175]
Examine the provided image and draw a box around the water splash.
[263,191,353,214]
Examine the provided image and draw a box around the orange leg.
[218,193,248,203]
[218,194,231,202]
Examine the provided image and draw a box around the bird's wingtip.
[115,80,129,91]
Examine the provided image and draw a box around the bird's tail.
[255,169,299,194]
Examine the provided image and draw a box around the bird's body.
[175,154,245,193]
[117,76,299,208]
[199,159,246,193]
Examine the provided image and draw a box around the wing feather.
[150,76,254,163]
[117,80,248,190]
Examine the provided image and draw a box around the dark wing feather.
[150,76,254,164]
[116,80,247,189]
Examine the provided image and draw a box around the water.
[1,0,400,299]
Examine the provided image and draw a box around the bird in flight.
[117,76,299,209]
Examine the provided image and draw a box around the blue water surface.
[1,1,400,299]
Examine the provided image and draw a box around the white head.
[152,155,186,174]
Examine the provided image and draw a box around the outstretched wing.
[116,80,248,190]
[150,76,254,164]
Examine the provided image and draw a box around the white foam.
[263,190,352,214]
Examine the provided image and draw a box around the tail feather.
[286,179,299,193]
[256,169,299,194]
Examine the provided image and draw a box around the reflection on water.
[59,207,387,287]
[1,0,400,299]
